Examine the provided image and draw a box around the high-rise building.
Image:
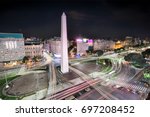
[94,39,115,50]
[124,36,133,47]
[114,41,123,49]
[47,37,62,55]
[76,38,91,55]
[0,33,25,62]
[25,44,43,57]
[24,37,43,57]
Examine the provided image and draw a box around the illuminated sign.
[76,38,82,42]
[88,39,93,46]
[83,38,87,43]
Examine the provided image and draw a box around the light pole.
[3,51,9,89]
[4,62,9,89]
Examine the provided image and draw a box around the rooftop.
[0,33,23,39]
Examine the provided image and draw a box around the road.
[66,53,149,100]
[40,46,150,100]
[45,77,143,100]
[44,49,149,100]
[45,79,101,100]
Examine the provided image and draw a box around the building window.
[5,41,17,49]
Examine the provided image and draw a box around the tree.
[33,56,42,62]
[142,49,150,58]
[32,56,38,62]
[88,46,93,54]
[124,53,146,68]
[94,50,103,56]
[114,47,125,53]
[22,56,30,63]
[86,50,90,55]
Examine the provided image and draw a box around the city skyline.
[0,0,150,39]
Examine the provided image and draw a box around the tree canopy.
[124,53,146,68]
[94,50,104,56]
[22,56,30,63]
[142,49,150,58]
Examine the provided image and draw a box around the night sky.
[0,0,150,39]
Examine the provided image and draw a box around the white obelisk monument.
[61,12,69,73]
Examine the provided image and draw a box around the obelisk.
[61,12,69,73]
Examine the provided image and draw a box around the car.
[131,89,137,94]
[116,85,122,88]
[131,90,142,95]
[117,86,124,90]
[65,95,76,100]
[85,88,91,92]
[126,88,132,92]
[101,81,110,86]
[111,84,119,88]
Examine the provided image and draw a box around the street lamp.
[4,63,9,89]
[4,73,9,88]
[3,41,10,89]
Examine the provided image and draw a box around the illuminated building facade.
[25,44,43,57]
[76,38,115,55]
[43,41,50,53]
[94,39,115,51]
[0,33,25,62]
[47,36,70,57]
[47,37,62,55]
[124,36,133,47]
[114,41,123,49]
[76,38,93,55]
[24,37,43,57]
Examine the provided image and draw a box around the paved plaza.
[3,72,48,96]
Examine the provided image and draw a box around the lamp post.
[4,72,9,88]
[4,61,9,89]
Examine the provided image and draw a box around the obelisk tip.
[62,12,66,16]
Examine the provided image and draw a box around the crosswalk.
[110,80,147,93]
[128,84,147,92]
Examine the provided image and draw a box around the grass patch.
[144,73,150,79]
[0,75,20,100]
